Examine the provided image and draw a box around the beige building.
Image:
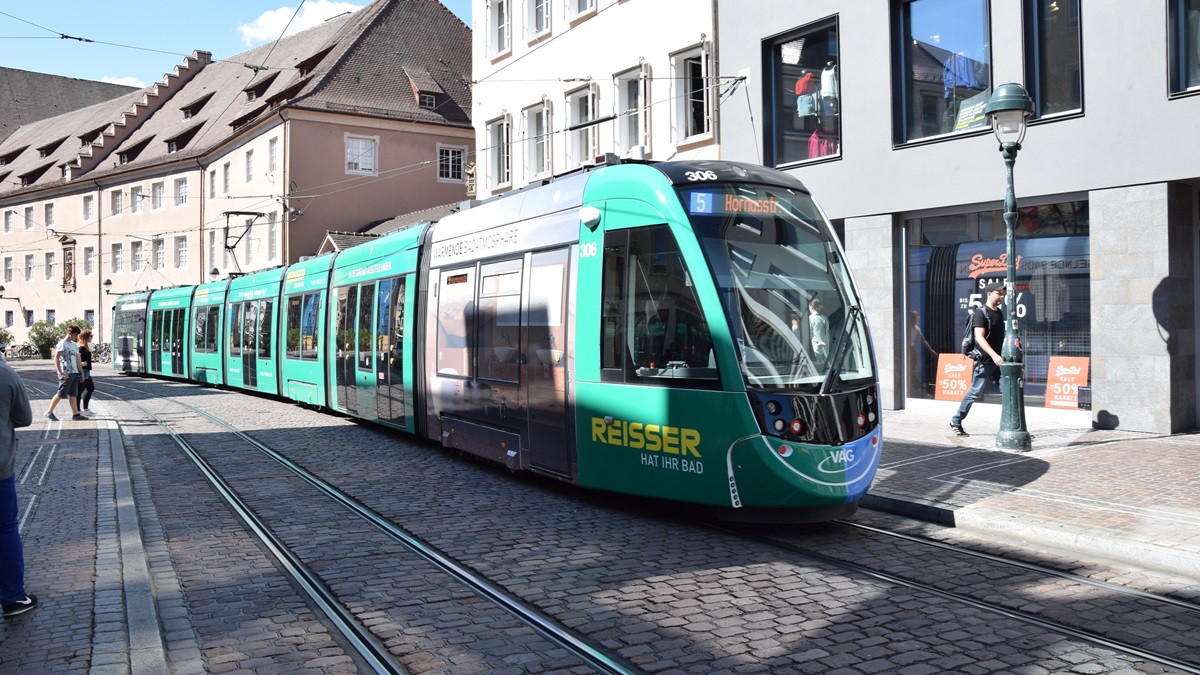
[0,0,473,342]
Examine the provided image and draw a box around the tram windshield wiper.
[820,305,861,396]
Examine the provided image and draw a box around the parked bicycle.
[2,343,39,360]
[93,342,112,364]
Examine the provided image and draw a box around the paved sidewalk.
[867,397,1200,581]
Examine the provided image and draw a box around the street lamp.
[984,82,1035,452]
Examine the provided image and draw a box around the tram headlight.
[773,419,786,432]
[766,400,781,415]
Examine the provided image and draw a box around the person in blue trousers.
[0,355,35,617]
[950,282,1005,437]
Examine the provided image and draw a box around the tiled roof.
[322,230,380,251]
[0,67,137,145]
[364,201,462,235]
[0,0,473,197]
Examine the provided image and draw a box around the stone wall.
[843,214,903,409]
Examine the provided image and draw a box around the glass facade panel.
[1170,0,1200,93]
[1025,0,1082,117]
[904,201,1090,406]
[765,18,840,166]
[899,0,991,142]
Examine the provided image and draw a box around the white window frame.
[223,163,231,194]
[269,137,278,172]
[110,190,123,217]
[245,218,255,264]
[44,202,55,227]
[209,170,217,199]
[567,0,596,22]
[419,93,437,109]
[566,84,598,168]
[672,43,714,143]
[83,247,95,276]
[3,211,12,233]
[615,63,651,156]
[131,241,143,272]
[175,236,188,269]
[527,0,551,38]
[153,238,165,269]
[2,257,11,283]
[268,212,278,260]
[174,178,188,206]
[245,149,254,182]
[111,243,124,273]
[23,207,33,231]
[83,196,94,220]
[131,186,144,214]
[209,231,217,271]
[151,182,164,210]
[437,144,466,182]
[45,252,55,281]
[489,0,512,57]
[486,115,512,189]
[24,254,34,282]
[345,134,379,175]
[523,100,552,179]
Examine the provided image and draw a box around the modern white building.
[718,0,1200,433]
[470,0,721,198]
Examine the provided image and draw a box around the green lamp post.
[983,82,1035,452]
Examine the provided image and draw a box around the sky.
[1,0,471,88]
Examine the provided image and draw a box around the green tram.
[111,160,880,520]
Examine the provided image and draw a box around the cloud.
[238,1,365,46]
[101,76,147,88]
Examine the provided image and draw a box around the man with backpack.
[950,282,1006,437]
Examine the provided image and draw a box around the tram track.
[705,518,1200,675]
[91,378,639,675]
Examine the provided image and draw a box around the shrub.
[27,317,93,359]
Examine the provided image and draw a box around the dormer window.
[179,92,214,121]
[295,47,333,78]
[243,71,279,103]
[119,153,129,164]
[163,124,201,155]
[183,109,192,120]
[78,125,108,147]
[0,147,27,166]
[36,137,66,159]
[167,141,178,154]
[419,94,437,109]
[405,68,445,112]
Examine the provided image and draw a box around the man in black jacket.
[950,282,1005,437]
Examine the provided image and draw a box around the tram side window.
[229,303,242,357]
[194,308,208,352]
[357,283,374,372]
[286,293,320,360]
[258,300,273,358]
[477,260,522,384]
[600,225,718,386]
[437,268,474,378]
[286,295,302,358]
[203,306,219,353]
[243,302,258,356]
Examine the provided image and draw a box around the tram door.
[375,277,406,427]
[150,309,186,375]
[241,301,259,388]
[170,309,185,375]
[526,248,571,475]
[150,312,164,372]
[334,286,358,415]
[354,282,378,420]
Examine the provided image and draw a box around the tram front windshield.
[682,183,874,390]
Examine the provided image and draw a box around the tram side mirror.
[580,206,602,231]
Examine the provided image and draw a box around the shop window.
[764,17,841,166]
[895,0,992,143]
[904,201,1090,406]
[1024,0,1082,117]
[1169,0,1200,93]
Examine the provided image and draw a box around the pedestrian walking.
[0,354,36,617]
[46,325,86,422]
[808,296,829,367]
[78,329,96,414]
[949,282,1005,437]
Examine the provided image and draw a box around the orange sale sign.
[934,354,975,401]
[1045,356,1089,408]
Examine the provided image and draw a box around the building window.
[269,137,278,172]
[345,135,378,174]
[23,207,33,230]
[490,0,511,56]
[24,254,33,282]
[1025,0,1082,117]
[46,309,55,324]
[83,196,94,220]
[566,85,598,167]
[486,115,511,188]
[84,247,95,276]
[245,219,255,264]
[152,182,164,209]
[175,236,188,268]
[896,0,991,143]
[1169,0,1200,93]
[615,65,649,156]
[223,162,231,193]
[131,241,143,272]
[209,231,217,271]
[3,211,11,233]
[673,46,712,141]
[764,18,841,166]
[529,0,550,36]
[2,258,10,283]
[153,238,165,269]
[3,312,10,328]
[131,186,144,214]
[23,310,32,327]
[45,252,55,281]
[419,93,437,109]
[111,243,123,273]
[209,170,217,199]
[44,203,55,227]
[268,212,279,260]
[85,309,94,326]
[438,145,466,182]
[174,178,188,206]
[523,102,551,177]
[245,149,254,182]
[568,0,595,20]
[111,190,123,216]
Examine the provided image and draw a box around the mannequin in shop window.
[803,59,840,159]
